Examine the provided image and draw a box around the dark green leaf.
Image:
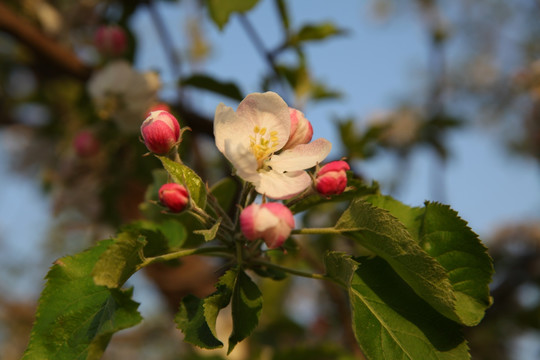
[181,74,243,101]
[366,196,494,326]
[92,232,146,288]
[22,240,142,359]
[335,199,458,323]
[287,177,379,214]
[176,295,223,349]
[210,177,239,216]
[326,253,469,360]
[158,156,207,209]
[274,0,289,31]
[228,271,263,354]
[204,269,237,340]
[194,218,222,241]
[289,22,346,46]
[206,0,260,30]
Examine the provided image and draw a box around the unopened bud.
[73,130,100,157]
[94,25,127,57]
[240,203,295,249]
[315,161,350,196]
[141,110,181,154]
[283,108,313,149]
[158,183,189,213]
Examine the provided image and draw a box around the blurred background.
[0,0,539,359]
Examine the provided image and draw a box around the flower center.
[249,126,279,168]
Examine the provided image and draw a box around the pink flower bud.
[315,161,350,196]
[94,25,127,57]
[240,203,295,249]
[159,183,189,213]
[141,110,181,154]
[283,108,313,149]
[73,130,100,157]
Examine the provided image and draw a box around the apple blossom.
[94,25,127,57]
[141,110,181,154]
[283,108,313,150]
[73,130,100,157]
[240,202,295,249]
[214,92,331,199]
[315,160,350,196]
[159,183,189,213]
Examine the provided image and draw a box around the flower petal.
[268,138,332,172]
[256,170,311,199]
[214,103,253,154]
[236,92,291,150]
[223,140,260,182]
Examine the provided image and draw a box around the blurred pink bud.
[73,130,100,157]
[283,108,313,150]
[240,202,295,249]
[94,25,127,57]
[141,110,181,154]
[315,160,350,196]
[159,183,189,213]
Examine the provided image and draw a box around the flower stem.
[291,227,341,235]
[137,246,233,270]
[249,259,328,280]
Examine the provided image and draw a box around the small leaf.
[204,269,237,339]
[366,195,494,326]
[181,74,243,101]
[326,253,470,360]
[274,0,290,31]
[289,22,346,46]
[92,232,146,288]
[206,0,260,30]
[22,240,142,359]
[194,218,222,241]
[176,295,223,349]
[336,198,458,323]
[228,270,263,354]
[158,156,207,209]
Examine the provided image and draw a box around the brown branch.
[0,3,91,80]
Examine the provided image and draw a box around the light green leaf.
[204,269,237,339]
[158,156,207,209]
[22,240,142,360]
[194,218,222,241]
[92,232,146,288]
[366,196,494,326]
[176,295,223,349]
[228,270,263,354]
[326,252,469,360]
[335,198,458,324]
[181,74,243,101]
[206,0,260,30]
[289,22,346,46]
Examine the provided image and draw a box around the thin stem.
[137,246,233,270]
[291,227,341,235]
[249,259,328,281]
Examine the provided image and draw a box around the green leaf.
[206,0,260,30]
[289,22,346,46]
[326,252,469,360]
[158,156,207,209]
[23,240,142,360]
[204,269,237,339]
[335,198,458,324]
[181,74,243,101]
[274,0,290,31]
[228,270,263,354]
[92,232,146,288]
[176,295,223,349]
[210,177,239,215]
[366,195,493,326]
[194,218,222,241]
[287,177,378,214]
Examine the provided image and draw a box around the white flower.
[214,92,331,199]
[87,61,160,134]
